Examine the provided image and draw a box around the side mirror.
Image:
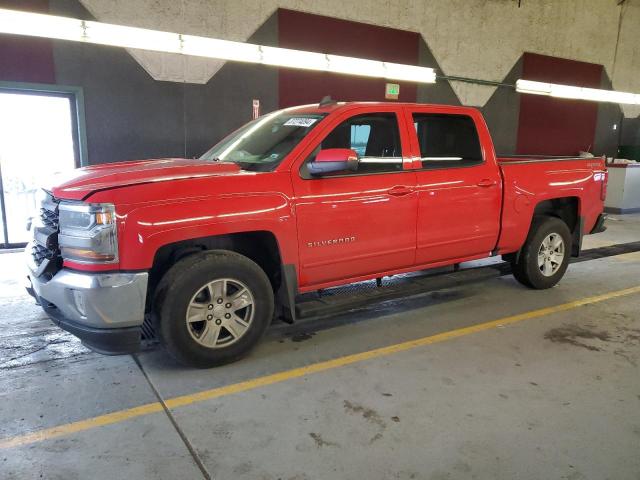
[308,148,359,176]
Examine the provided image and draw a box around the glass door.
[0,91,79,247]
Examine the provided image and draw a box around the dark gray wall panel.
[621,117,640,146]
[593,70,623,157]
[481,56,523,155]
[416,39,460,106]
[184,12,279,158]
[51,0,185,164]
[50,0,278,164]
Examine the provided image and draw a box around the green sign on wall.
[385,83,400,100]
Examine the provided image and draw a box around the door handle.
[477,179,497,188]
[387,186,414,196]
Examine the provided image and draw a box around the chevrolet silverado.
[25,101,608,367]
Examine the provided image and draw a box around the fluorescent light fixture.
[0,8,80,42]
[260,46,328,71]
[384,61,437,83]
[84,22,181,53]
[181,35,261,63]
[327,54,387,78]
[326,55,436,83]
[0,7,436,84]
[516,79,640,105]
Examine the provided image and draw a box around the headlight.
[58,202,118,263]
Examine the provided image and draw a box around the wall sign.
[252,99,260,119]
[385,83,400,100]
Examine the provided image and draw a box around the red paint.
[516,52,603,156]
[50,102,606,294]
[288,104,417,284]
[0,0,55,84]
[498,156,606,254]
[402,106,503,263]
[51,158,242,200]
[315,148,357,162]
[277,9,419,108]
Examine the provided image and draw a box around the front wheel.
[511,216,572,289]
[155,251,274,368]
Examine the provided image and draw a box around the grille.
[40,207,59,230]
[32,195,60,268]
[31,242,56,265]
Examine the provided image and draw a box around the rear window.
[413,113,483,169]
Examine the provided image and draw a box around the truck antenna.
[319,95,337,107]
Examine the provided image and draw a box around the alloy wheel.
[185,278,255,348]
[537,233,565,277]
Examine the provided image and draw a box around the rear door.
[404,107,502,264]
[291,106,417,288]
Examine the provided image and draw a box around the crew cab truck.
[25,101,608,367]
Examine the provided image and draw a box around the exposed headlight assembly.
[58,202,118,263]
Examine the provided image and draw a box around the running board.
[294,241,640,320]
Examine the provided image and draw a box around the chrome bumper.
[26,264,148,330]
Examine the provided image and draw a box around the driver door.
[291,107,418,289]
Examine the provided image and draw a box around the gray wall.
[416,39,459,106]
[183,13,279,158]
[481,57,523,156]
[594,70,624,157]
[50,0,279,164]
[621,118,640,146]
[3,0,637,165]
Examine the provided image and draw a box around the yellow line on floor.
[2,284,640,450]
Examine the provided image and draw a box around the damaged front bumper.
[26,255,148,354]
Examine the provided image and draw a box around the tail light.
[600,171,608,201]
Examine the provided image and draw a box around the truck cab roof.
[284,101,481,116]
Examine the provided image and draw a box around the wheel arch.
[532,196,582,257]
[147,231,297,323]
[503,196,583,263]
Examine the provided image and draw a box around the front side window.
[302,112,403,177]
[413,113,483,169]
[200,110,327,172]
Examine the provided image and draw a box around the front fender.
[117,193,298,270]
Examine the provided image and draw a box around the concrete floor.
[1,214,639,480]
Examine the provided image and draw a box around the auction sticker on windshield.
[284,117,318,127]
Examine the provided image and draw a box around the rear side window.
[412,113,483,169]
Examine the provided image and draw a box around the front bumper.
[26,262,148,355]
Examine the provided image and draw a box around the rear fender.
[503,197,582,262]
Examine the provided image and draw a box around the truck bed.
[495,155,607,255]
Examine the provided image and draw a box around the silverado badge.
[307,236,356,248]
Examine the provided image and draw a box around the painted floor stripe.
[2,284,640,450]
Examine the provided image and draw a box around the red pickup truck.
[26,101,608,367]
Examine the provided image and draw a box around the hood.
[49,158,242,201]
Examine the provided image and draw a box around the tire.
[154,250,274,368]
[511,216,572,289]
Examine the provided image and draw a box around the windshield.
[200,110,327,172]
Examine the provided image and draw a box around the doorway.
[0,88,82,248]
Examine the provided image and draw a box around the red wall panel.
[516,52,602,155]
[0,0,55,84]
[277,9,419,108]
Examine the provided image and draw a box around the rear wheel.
[155,251,274,368]
[511,216,572,289]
